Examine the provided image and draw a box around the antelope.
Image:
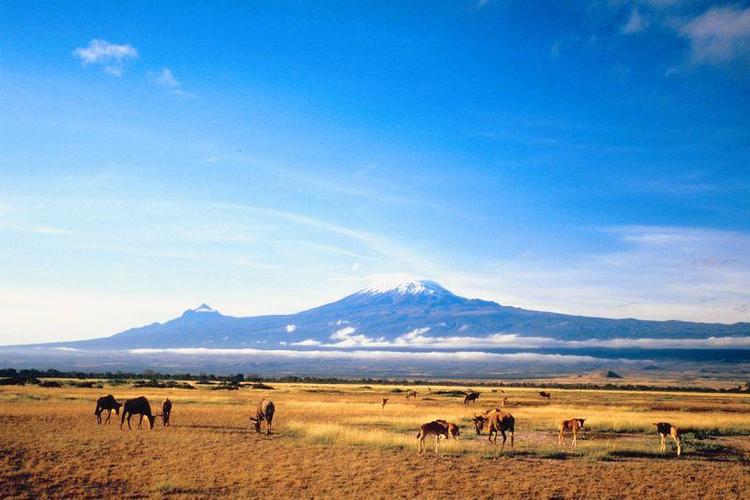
[501,397,509,408]
[654,422,682,456]
[416,420,460,454]
[464,391,480,405]
[162,398,172,426]
[120,396,158,430]
[405,390,418,399]
[95,395,121,424]
[558,418,586,448]
[539,391,551,400]
[250,399,275,435]
[473,409,515,451]
[381,398,388,409]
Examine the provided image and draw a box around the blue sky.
[1,0,749,344]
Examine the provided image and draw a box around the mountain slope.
[51,281,750,349]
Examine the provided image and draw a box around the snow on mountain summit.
[358,279,453,297]
[191,303,217,313]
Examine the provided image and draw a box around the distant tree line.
[1,367,748,393]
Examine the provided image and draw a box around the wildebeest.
[162,398,172,426]
[120,396,157,430]
[464,391,480,405]
[654,422,682,456]
[250,399,275,434]
[539,391,551,400]
[558,418,586,448]
[381,398,388,409]
[416,420,460,454]
[473,409,515,451]
[95,395,121,425]
[405,390,418,399]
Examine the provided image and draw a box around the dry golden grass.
[1,381,750,498]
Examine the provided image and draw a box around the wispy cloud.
[73,39,138,76]
[677,6,750,66]
[622,7,647,34]
[147,68,195,98]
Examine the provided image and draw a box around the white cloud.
[285,324,297,333]
[678,6,750,65]
[290,339,321,346]
[622,7,647,34]
[73,39,138,76]
[147,68,196,98]
[127,347,607,364]
[330,326,356,340]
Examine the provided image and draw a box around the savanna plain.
[2,379,750,499]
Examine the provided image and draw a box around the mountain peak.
[190,303,217,313]
[358,279,453,297]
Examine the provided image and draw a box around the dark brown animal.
[381,398,388,409]
[405,390,418,399]
[162,398,172,426]
[95,395,121,424]
[250,399,275,434]
[416,420,460,454]
[558,418,586,448]
[539,391,551,400]
[473,409,515,451]
[464,391,480,405]
[654,422,682,456]
[120,396,157,430]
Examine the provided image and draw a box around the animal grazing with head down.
[161,398,172,426]
[120,396,158,430]
[464,391,480,405]
[250,399,275,435]
[539,391,551,400]
[416,420,460,454]
[95,395,121,425]
[654,422,682,456]
[558,418,586,448]
[473,409,515,451]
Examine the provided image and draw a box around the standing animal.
[558,418,586,448]
[464,391,480,405]
[472,409,515,451]
[381,398,388,409]
[539,391,551,400]
[95,395,122,424]
[250,399,275,435]
[654,422,682,456]
[405,390,418,399]
[162,398,172,426]
[120,396,157,430]
[501,397,509,408]
[416,420,460,454]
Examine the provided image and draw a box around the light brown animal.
[416,420,460,454]
[501,397,509,408]
[654,422,682,456]
[381,398,388,409]
[472,409,515,451]
[250,399,275,435]
[558,418,586,448]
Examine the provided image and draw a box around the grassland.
[2,380,750,498]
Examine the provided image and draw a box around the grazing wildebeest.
[464,391,480,405]
[416,420,460,454]
[95,395,121,425]
[654,422,682,456]
[558,418,586,448]
[405,390,418,399]
[162,398,172,426]
[381,398,388,409]
[473,409,515,451]
[539,391,551,400]
[250,399,275,435]
[120,396,157,430]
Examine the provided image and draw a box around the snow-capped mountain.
[43,280,750,350]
